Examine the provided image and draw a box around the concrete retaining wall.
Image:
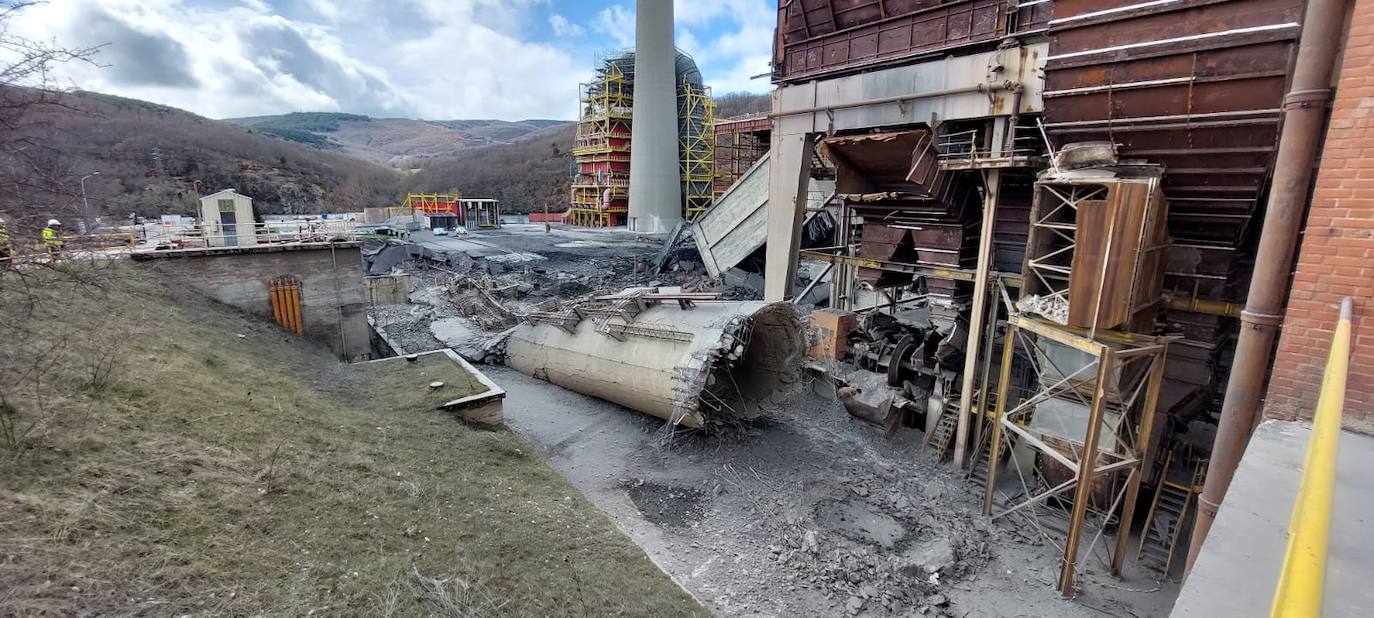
[135,244,370,361]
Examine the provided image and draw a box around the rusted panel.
[1042,0,1301,301]
[714,116,772,135]
[774,0,1009,83]
[821,130,952,199]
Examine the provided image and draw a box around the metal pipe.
[1186,0,1348,575]
[1162,294,1243,317]
[768,82,1016,119]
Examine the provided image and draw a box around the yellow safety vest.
[42,227,61,248]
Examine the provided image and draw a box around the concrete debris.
[362,238,450,276]
[1016,293,1070,325]
[1054,140,1119,170]
[900,539,957,576]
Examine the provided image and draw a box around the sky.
[5,0,775,121]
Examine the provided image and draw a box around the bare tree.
[0,1,102,228]
[0,2,107,453]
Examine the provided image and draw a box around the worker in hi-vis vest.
[42,219,63,255]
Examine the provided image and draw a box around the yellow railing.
[1270,296,1352,617]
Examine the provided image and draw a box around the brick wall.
[1266,0,1374,432]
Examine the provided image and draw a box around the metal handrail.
[146,220,358,249]
[1270,296,1352,617]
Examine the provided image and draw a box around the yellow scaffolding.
[679,80,716,221]
[570,54,634,228]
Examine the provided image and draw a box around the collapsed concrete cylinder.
[506,301,805,427]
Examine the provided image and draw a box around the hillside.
[0,88,403,224]
[0,87,770,225]
[405,123,576,214]
[397,93,770,214]
[226,112,572,167]
[0,262,705,616]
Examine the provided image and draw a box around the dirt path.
[491,366,1182,617]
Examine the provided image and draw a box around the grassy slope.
[0,263,703,616]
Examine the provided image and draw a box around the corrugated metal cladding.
[772,0,1050,83]
[774,0,1301,303]
[1041,0,1302,300]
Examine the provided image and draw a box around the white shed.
[199,189,256,247]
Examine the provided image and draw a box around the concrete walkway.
[1172,420,1374,617]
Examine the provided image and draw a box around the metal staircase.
[1137,450,1208,574]
[925,398,960,462]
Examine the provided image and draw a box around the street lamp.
[80,171,99,232]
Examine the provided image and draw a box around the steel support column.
[764,128,815,302]
[956,169,1001,466]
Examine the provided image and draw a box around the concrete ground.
[490,366,1183,617]
[1172,420,1374,617]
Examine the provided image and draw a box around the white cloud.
[594,5,635,49]
[305,0,342,22]
[598,1,774,95]
[549,14,584,37]
[2,0,774,120]
[4,0,588,120]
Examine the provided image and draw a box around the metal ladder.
[925,398,960,462]
[1137,452,1208,574]
[964,398,999,486]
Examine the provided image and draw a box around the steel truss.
[982,313,1172,596]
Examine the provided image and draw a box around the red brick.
[1268,0,1374,426]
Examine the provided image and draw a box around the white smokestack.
[627,0,682,233]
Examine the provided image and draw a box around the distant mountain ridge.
[223,112,573,166]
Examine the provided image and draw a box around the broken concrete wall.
[364,274,413,305]
[691,153,833,278]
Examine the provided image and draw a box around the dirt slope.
[0,262,703,616]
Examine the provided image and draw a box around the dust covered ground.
[493,367,1181,617]
[372,225,1183,617]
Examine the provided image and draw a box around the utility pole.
[80,171,100,232]
[543,203,550,233]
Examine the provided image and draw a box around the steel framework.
[403,193,462,216]
[570,55,635,227]
[679,80,716,221]
[982,313,1171,596]
[712,118,769,199]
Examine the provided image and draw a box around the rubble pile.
[366,236,747,359]
[760,472,994,617]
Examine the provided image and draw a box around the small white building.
[199,189,256,247]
